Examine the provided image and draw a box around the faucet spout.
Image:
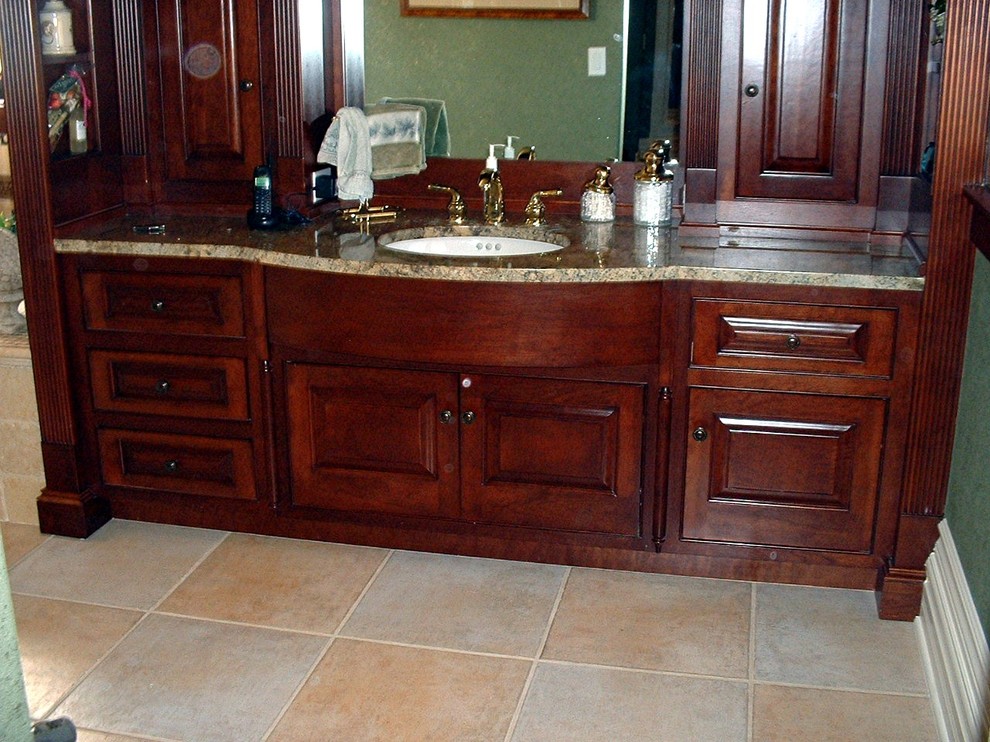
[478,169,505,225]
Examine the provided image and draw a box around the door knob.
[163,459,180,473]
[692,427,708,442]
[155,379,171,395]
[786,334,801,350]
[461,410,476,425]
[239,79,255,92]
[744,84,760,98]
[439,409,453,424]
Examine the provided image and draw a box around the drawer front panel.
[692,299,897,377]
[98,429,257,500]
[267,269,661,368]
[81,271,245,337]
[90,351,249,420]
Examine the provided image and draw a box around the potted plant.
[0,212,27,333]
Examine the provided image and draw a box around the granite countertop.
[54,210,925,290]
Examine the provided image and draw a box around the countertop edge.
[54,238,926,292]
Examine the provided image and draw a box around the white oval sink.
[382,235,565,258]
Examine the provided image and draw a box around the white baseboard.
[917,520,990,742]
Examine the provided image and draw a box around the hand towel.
[317,107,374,203]
[365,103,427,179]
[378,97,450,157]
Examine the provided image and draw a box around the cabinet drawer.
[692,299,897,377]
[98,429,257,500]
[80,270,245,337]
[89,351,249,420]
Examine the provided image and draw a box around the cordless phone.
[247,164,279,229]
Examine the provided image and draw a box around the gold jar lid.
[635,149,664,183]
[583,164,614,194]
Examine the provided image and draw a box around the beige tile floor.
[2,519,938,742]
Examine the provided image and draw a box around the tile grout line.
[260,635,338,742]
[748,581,757,742]
[260,549,396,741]
[331,548,395,635]
[30,529,234,727]
[145,530,233,614]
[502,564,572,742]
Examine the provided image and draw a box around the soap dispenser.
[479,144,505,225]
[633,141,674,226]
[504,136,519,159]
[581,164,616,222]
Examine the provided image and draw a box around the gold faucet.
[428,184,467,224]
[478,167,504,225]
[524,189,563,226]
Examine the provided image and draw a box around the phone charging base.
[247,209,279,230]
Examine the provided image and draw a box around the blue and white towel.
[317,107,374,202]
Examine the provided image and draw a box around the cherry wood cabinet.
[284,363,646,538]
[459,374,645,536]
[268,268,659,547]
[59,253,270,515]
[662,281,920,578]
[285,364,461,519]
[151,0,264,197]
[682,387,886,552]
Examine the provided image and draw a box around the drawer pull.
[786,334,801,350]
[439,409,453,424]
[150,299,166,313]
[692,427,708,442]
[155,379,171,395]
[163,459,180,473]
[461,410,476,425]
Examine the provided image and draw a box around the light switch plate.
[588,47,607,77]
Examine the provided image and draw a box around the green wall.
[946,253,990,641]
[364,1,626,162]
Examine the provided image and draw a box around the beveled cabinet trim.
[98,429,257,501]
[88,350,250,421]
[691,298,898,377]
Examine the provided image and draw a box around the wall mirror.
[345,0,682,163]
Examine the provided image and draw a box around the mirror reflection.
[361,0,681,162]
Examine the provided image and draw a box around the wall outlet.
[311,166,336,203]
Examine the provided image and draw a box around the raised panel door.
[732,0,868,201]
[156,0,263,184]
[284,364,461,519]
[460,374,646,536]
[682,386,885,552]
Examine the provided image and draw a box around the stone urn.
[0,228,27,334]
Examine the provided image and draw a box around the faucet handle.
[428,184,467,224]
[525,189,563,226]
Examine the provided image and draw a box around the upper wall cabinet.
[141,0,329,208]
[715,0,890,229]
[148,0,264,205]
[157,0,264,184]
[735,0,866,202]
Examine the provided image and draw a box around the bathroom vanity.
[51,213,923,601]
[2,0,987,624]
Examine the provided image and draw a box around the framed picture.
[401,0,590,19]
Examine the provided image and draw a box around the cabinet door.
[683,387,885,552]
[731,0,868,202]
[460,375,645,536]
[284,364,461,519]
[155,0,263,184]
